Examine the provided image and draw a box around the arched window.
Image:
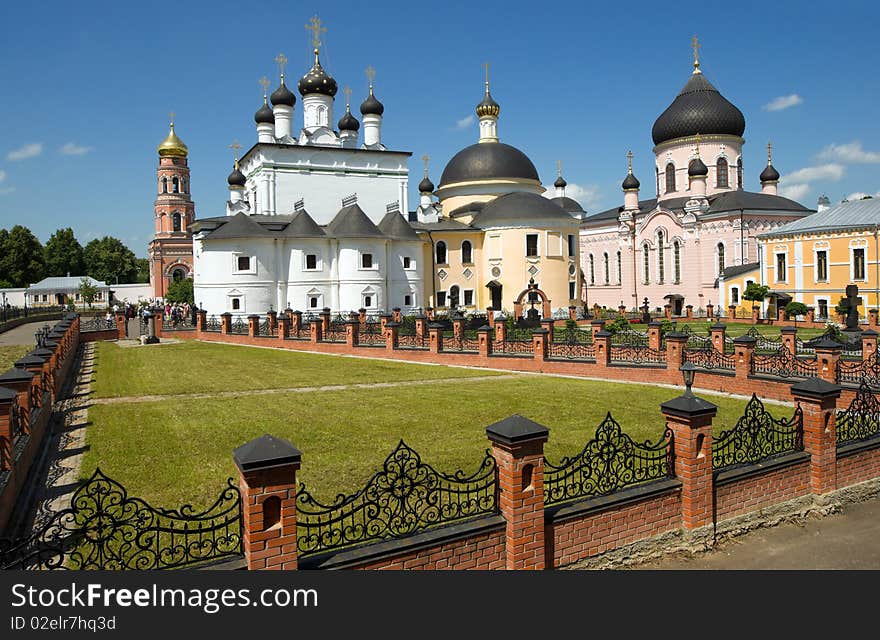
[461,240,473,264]
[603,253,609,284]
[172,212,182,232]
[449,285,460,309]
[673,240,681,283]
[161,177,168,193]
[172,268,185,282]
[172,177,179,193]
[655,167,660,196]
[616,251,622,284]
[436,241,447,264]
[736,158,743,190]
[589,254,595,285]
[657,231,665,284]
[716,157,729,188]
[665,163,676,193]
[717,242,725,276]
[643,245,650,284]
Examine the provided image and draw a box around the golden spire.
[695,133,702,157]
[305,15,326,51]
[274,54,287,83]
[365,65,376,93]
[691,35,702,74]
[767,140,773,165]
[626,150,634,173]
[422,154,430,178]
[259,76,270,103]
[158,113,188,157]
[484,61,490,95]
[229,140,241,168]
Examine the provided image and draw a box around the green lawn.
[672,319,830,339]
[89,341,503,398]
[83,366,794,509]
[0,345,30,372]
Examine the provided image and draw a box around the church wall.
[385,240,426,311]
[654,136,743,202]
[429,232,484,311]
[193,238,277,315]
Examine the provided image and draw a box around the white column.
[257,122,274,144]
[302,95,333,132]
[479,115,497,142]
[260,174,271,215]
[274,105,293,139]
[363,114,382,147]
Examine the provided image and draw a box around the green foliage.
[0,225,44,287]
[78,278,99,308]
[606,316,630,334]
[135,258,150,284]
[83,236,138,284]
[165,277,193,304]
[823,321,844,341]
[44,228,84,277]
[785,301,809,319]
[834,297,847,316]
[743,282,770,304]
[565,318,578,330]
[659,318,675,335]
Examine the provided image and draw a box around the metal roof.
[27,276,107,291]
[760,198,880,238]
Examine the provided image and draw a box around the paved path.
[631,495,880,569]
[89,373,524,405]
[0,319,58,346]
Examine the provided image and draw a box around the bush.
[785,301,809,319]
[165,278,194,304]
[606,316,630,334]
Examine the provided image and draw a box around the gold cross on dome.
[691,35,701,70]
[627,150,633,171]
[258,76,270,97]
[274,54,287,76]
[557,159,562,177]
[767,140,773,163]
[343,85,352,105]
[229,140,241,160]
[305,15,326,49]
[168,111,175,125]
[694,133,702,156]
[422,154,430,176]
[365,65,376,88]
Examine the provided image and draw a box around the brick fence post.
[478,325,493,358]
[385,321,399,352]
[777,305,786,322]
[392,307,401,324]
[486,307,495,328]
[790,379,841,496]
[685,305,693,320]
[532,328,548,363]
[568,305,577,321]
[541,317,555,336]
[346,319,360,348]
[752,306,760,324]
[590,319,606,340]
[812,338,842,384]
[664,332,688,371]
[495,317,507,343]
[486,415,550,570]
[310,318,323,343]
[248,314,260,338]
[0,388,16,471]
[221,312,232,335]
[706,303,714,320]
[0,368,35,429]
[710,323,726,354]
[233,435,302,570]
[414,313,427,341]
[426,307,435,321]
[780,326,797,356]
[594,329,612,368]
[278,315,290,341]
[153,312,164,338]
[870,309,879,328]
[732,335,756,382]
[648,321,662,351]
[358,308,367,326]
[661,388,717,531]
[664,304,672,320]
[320,308,331,334]
[728,305,736,320]
[618,304,627,318]
[267,311,278,335]
[452,314,465,342]
[861,329,877,360]
[428,322,444,353]
[291,311,302,336]
[806,308,815,324]
[115,311,127,339]
[197,309,207,333]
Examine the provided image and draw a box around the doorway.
[487,281,502,310]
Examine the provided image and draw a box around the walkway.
[0,318,59,346]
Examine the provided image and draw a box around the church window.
[436,241,447,264]
[673,241,681,283]
[716,157,729,188]
[588,254,595,285]
[309,295,320,309]
[172,212,182,232]
[231,298,241,310]
[526,234,539,257]
[616,251,622,284]
[657,231,665,284]
[775,253,787,282]
[853,248,866,280]
[404,294,413,307]
[463,289,474,306]
[643,245,650,284]
[436,291,447,307]
[818,299,828,319]
[816,250,827,281]
[161,177,168,193]
[665,163,676,193]
[603,252,609,284]
[237,256,251,271]
[172,177,179,193]
[364,295,373,308]
[402,256,412,269]
[737,158,743,189]
[569,281,576,300]
[361,253,374,269]
[461,240,473,264]
[449,285,460,308]
[567,234,576,257]
[731,287,739,304]
[305,254,318,270]
[717,243,725,276]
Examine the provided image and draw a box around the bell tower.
[149,114,196,299]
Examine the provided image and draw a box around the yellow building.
[719,198,880,320]
[410,77,582,316]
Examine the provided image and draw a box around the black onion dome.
[622,172,640,190]
[760,163,780,182]
[418,176,435,193]
[227,165,246,187]
[338,108,360,131]
[439,142,540,187]
[688,157,708,177]
[254,101,274,124]
[554,175,567,188]
[476,91,500,118]
[360,90,384,116]
[651,72,745,145]
[298,50,338,96]
[270,81,296,107]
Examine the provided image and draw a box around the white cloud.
[542,182,602,211]
[7,143,42,161]
[845,191,880,201]
[779,183,810,201]
[454,115,474,130]
[763,94,803,112]
[0,170,5,182]
[784,163,845,183]
[59,142,93,156]
[817,141,880,164]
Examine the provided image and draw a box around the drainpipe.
[875,226,879,316]
[631,224,638,311]
[740,208,744,265]
[426,230,436,309]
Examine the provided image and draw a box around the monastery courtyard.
[80,339,789,509]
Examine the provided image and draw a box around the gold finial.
[422,154,430,178]
[767,140,773,165]
[626,150,634,173]
[305,15,326,50]
[274,54,287,80]
[691,35,701,73]
[694,133,702,157]
[484,61,491,94]
[365,65,376,91]
[229,140,242,167]
[557,159,562,177]
[258,76,270,102]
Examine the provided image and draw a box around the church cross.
[627,150,633,172]
[343,85,352,106]
[557,159,562,177]
[365,65,375,89]
[229,140,241,161]
[691,35,701,71]
[305,15,326,49]
[422,154,430,177]
[274,54,287,77]
[168,111,175,125]
[258,76,270,98]
[694,133,702,157]
[767,140,773,164]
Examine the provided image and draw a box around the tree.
[44,228,85,277]
[135,258,150,284]
[83,236,138,284]
[78,278,99,309]
[165,277,193,304]
[0,225,44,287]
[785,301,809,321]
[743,282,770,308]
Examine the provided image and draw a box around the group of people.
[163,301,197,327]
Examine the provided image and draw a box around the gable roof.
[280,210,325,238]
[204,212,273,239]
[377,211,421,240]
[325,203,386,238]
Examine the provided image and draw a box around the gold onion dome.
[157,122,188,157]
[476,84,500,118]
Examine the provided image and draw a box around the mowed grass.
[0,345,31,372]
[83,370,796,510]
[89,340,503,398]
[672,320,829,339]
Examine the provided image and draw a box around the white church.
[191,24,424,315]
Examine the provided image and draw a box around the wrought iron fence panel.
[229,317,248,335]
[80,316,116,332]
[164,314,194,330]
[205,315,221,332]
[258,316,276,337]
[296,442,497,556]
[745,327,784,353]
[544,414,673,507]
[358,321,384,346]
[492,338,533,356]
[506,327,534,341]
[609,345,666,365]
[838,351,880,388]
[836,381,880,446]
[0,469,242,570]
[323,320,347,342]
[397,333,428,349]
[553,327,592,344]
[682,347,736,371]
[548,328,596,360]
[611,329,649,346]
[713,395,803,470]
[444,336,479,352]
[397,316,418,336]
[750,347,817,379]
[724,336,737,353]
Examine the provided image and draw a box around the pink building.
[576,46,813,316]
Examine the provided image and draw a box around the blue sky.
[1,0,878,257]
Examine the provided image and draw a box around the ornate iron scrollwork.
[838,350,880,388]
[713,394,804,470]
[836,381,880,446]
[296,442,497,556]
[609,345,666,365]
[750,346,817,379]
[683,348,736,371]
[544,413,673,507]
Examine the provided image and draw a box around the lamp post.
[680,361,697,397]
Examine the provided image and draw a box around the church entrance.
[487,281,502,310]
[449,285,460,310]
[664,294,684,316]
[55,293,66,306]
